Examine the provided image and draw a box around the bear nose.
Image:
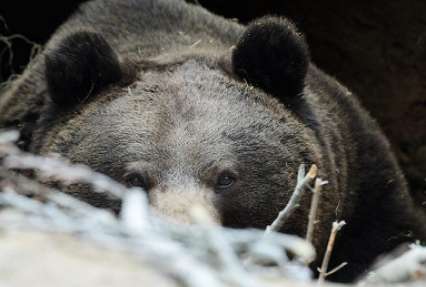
[149,185,221,225]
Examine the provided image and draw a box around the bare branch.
[324,262,348,277]
[318,220,346,283]
[0,33,41,74]
[266,164,317,234]
[306,178,326,245]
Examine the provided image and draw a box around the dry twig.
[306,178,326,244]
[318,220,346,283]
[266,164,317,234]
[0,33,41,75]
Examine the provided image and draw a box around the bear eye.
[215,171,237,191]
[124,172,150,190]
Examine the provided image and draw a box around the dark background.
[1,0,425,208]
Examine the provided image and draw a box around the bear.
[0,0,425,282]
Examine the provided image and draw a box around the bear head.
[32,17,322,236]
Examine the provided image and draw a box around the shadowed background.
[1,0,425,208]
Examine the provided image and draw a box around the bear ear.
[45,31,122,107]
[232,17,309,102]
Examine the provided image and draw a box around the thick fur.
[45,31,123,107]
[232,17,309,101]
[0,0,425,282]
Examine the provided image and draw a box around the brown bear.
[0,0,424,282]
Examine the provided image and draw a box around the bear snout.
[149,185,221,225]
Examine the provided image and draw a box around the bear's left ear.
[45,31,123,108]
[232,17,309,102]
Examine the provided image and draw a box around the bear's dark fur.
[45,31,123,107]
[0,0,425,282]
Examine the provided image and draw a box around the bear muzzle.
[149,185,221,225]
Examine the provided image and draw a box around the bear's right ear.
[45,31,123,108]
